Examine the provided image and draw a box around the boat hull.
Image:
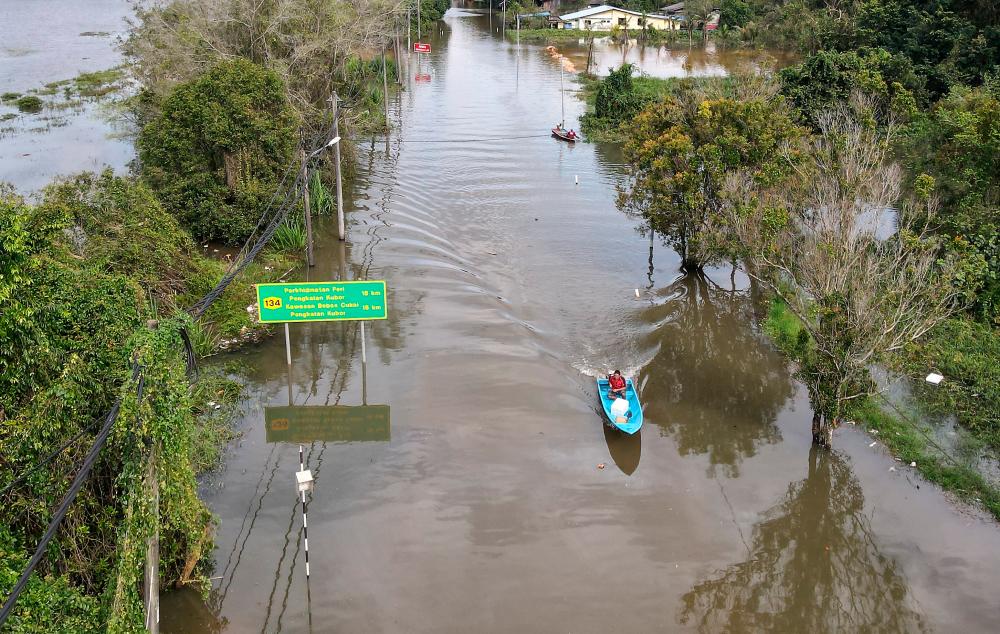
[552,128,577,142]
[596,378,643,434]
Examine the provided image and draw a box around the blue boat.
[596,377,643,435]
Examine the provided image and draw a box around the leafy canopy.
[138,58,299,245]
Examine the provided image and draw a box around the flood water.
[142,11,1000,633]
[0,0,133,192]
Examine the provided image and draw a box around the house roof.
[661,2,684,12]
[559,4,676,21]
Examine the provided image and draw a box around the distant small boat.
[596,377,643,434]
[552,127,578,142]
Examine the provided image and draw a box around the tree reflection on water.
[640,273,794,476]
[679,448,929,632]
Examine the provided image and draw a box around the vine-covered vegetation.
[3,0,425,626]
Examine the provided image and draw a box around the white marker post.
[296,446,314,579]
[284,323,292,365]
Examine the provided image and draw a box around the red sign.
[414,42,431,53]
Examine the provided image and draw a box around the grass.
[74,68,126,97]
[1,92,21,102]
[270,217,307,253]
[310,172,334,216]
[504,28,595,43]
[577,73,720,142]
[899,317,1000,452]
[189,370,243,473]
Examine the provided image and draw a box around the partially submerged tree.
[618,76,806,272]
[729,97,963,446]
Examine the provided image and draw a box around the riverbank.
[765,298,1000,520]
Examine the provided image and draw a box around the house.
[557,4,682,31]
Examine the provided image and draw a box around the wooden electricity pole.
[300,149,315,267]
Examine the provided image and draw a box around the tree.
[594,63,642,122]
[899,86,1000,323]
[618,77,806,272]
[137,59,300,245]
[728,97,963,446]
[780,48,921,128]
[126,0,405,121]
[720,0,754,29]
[684,0,715,42]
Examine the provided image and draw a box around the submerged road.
[162,10,1000,633]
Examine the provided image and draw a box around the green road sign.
[265,405,390,443]
[255,280,387,323]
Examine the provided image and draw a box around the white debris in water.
[926,372,944,384]
[869,441,877,448]
[910,461,917,467]
[889,466,896,472]
[634,288,640,298]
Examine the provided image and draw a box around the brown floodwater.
[161,10,1000,633]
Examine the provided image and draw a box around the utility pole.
[300,148,315,267]
[143,448,159,634]
[331,92,345,241]
[395,34,403,85]
[417,0,421,41]
[382,48,390,130]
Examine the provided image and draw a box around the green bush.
[270,216,307,253]
[594,63,641,122]
[37,171,202,307]
[14,95,43,113]
[137,59,300,245]
[0,529,102,633]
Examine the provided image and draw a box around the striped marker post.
[299,445,310,579]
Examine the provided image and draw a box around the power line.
[0,127,338,627]
[0,364,139,627]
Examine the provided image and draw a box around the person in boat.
[608,370,627,400]
[567,129,577,139]
[555,122,563,132]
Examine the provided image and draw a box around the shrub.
[14,95,43,113]
[137,59,300,245]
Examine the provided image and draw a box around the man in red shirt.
[608,370,627,400]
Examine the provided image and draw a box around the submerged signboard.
[255,280,387,323]
[265,405,390,443]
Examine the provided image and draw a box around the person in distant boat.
[555,122,563,131]
[608,370,626,400]
[567,129,577,139]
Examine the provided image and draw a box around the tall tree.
[728,97,963,446]
[618,77,806,272]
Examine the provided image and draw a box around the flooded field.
[0,0,133,191]
[153,11,1000,634]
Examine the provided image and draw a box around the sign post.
[256,279,387,370]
